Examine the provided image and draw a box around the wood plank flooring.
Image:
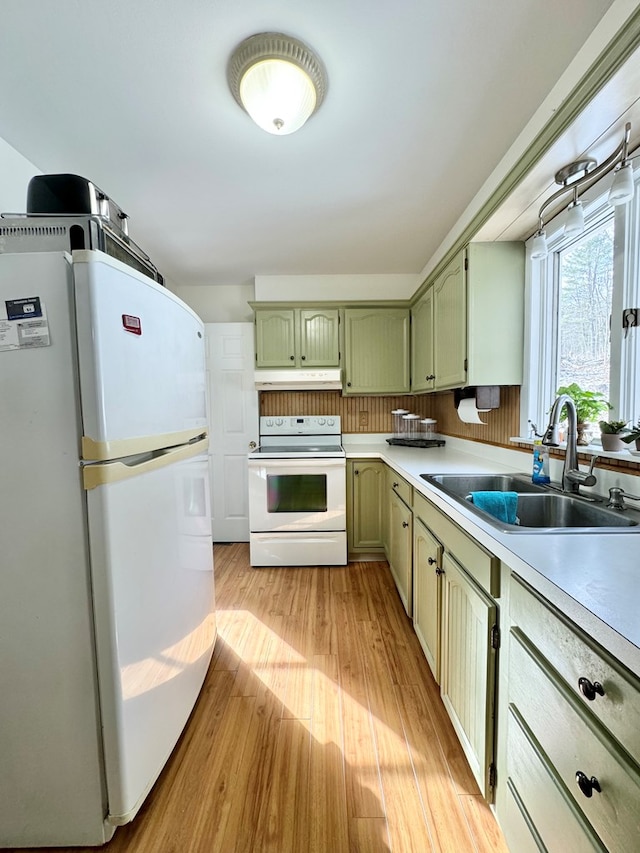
[22,544,509,853]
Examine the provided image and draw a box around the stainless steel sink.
[421,472,640,533]
[422,473,547,496]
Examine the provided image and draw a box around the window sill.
[509,437,640,463]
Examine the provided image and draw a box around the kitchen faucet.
[542,394,598,494]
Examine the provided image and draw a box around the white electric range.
[248,416,347,567]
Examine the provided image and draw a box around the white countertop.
[343,435,640,676]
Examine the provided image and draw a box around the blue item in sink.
[468,491,518,525]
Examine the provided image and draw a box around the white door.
[205,323,259,542]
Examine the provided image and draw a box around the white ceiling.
[0,1,615,289]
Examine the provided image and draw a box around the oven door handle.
[248,458,345,470]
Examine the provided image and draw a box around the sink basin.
[422,473,547,497]
[421,472,640,533]
[512,494,638,531]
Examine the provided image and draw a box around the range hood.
[254,368,342,390]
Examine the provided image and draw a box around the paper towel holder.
[454,386,501,412]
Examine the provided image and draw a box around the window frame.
[521,167,640,439]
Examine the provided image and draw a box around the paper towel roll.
[458,397,487,424]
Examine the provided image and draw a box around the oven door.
[248,457,346,533]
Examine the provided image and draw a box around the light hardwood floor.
[24,544,509,853]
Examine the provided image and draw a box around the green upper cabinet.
[254,307,340,368]
[411,285,435,393]
[343,307,410,394]
[433,250,467,390]
[465,242,524,386]
[416,242,524,392]
[298,308,340,367]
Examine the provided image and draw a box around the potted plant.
[555,383,612,445]
[599,419,629,451]
[622,418,640,451]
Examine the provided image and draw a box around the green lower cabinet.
[388,489,413,615]
[497,574,640,853]
[440,552,497,801]
[412,517,442,684]
[347,460,385,556]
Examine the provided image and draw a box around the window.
[523,170,640,439]
[557,219,614,400]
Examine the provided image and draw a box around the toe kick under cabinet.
[498,575,640,852]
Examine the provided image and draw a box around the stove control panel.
[260,415,341,436]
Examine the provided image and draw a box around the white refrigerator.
[0,249,216,847]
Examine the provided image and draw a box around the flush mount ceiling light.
[227,32,328,136]
[531,122,637,260]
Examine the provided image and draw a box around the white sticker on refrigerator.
[1,297,51,351]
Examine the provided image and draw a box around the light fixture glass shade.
[564,201,584,235]
[239,59,316,135]
[228,33,327,136]
[608,163,635,206]
[530,230,548,260]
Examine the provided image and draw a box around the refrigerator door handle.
[83,437,209,490]
[82,426,207,461]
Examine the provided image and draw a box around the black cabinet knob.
[354,469,359,476]
[393,482,399,488]
[427,557,437,565]
[347,381,352,387]
[435,568,445,576]
[402,521,409,528]
[576,771,601,798]
[578,677,605,701]
[301,355,306,360]
[290,355,295,360]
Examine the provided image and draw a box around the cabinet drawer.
[414,490,498,597]
[511,575,640,766]
[505,705,606,852]
[509,629,640,852]
[389,471,412,507]
[501,782,543,853]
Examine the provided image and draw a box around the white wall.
[172,282,255,322]
[254,274,418,302]
[0,138,40,212]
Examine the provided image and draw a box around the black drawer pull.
[578,677,605,701]
[576,771,601,798]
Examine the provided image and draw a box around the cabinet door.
[388,490,413,615]
[433,251,467,390]
[298,308,340,367]
[255,309,296,367]
[348,460,385,552]
[413,518,442,683]
[441,551,496,800]
[343,308,410,394]
[411,288,435,392]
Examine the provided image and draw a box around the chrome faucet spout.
[542,394,593,493]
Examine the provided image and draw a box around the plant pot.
[601,433,626,451]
